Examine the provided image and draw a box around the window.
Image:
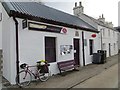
[45,37,56,63]
[89,39,93,55]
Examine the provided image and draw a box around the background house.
[115,26,120,52]
[73,2,118,57]
[1,1,100,84]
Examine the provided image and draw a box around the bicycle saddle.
[20,63,27,69]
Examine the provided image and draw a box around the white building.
[73,2,118,57]
[115,27,120,52]
[1,2,100,84]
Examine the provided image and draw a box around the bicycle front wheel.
[16,70,32,87]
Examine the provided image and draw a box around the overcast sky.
[41,0,119,27]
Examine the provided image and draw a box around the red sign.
[61,27,67,34]
[91,34,96,38]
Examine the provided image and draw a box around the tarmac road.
[73,64,118,88]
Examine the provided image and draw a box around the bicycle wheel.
[39,71,50,82]
[16,70,32,87]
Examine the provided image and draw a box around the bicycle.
[16,62,50,87]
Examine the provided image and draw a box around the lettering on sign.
[28,22,63,33]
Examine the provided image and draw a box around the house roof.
[2,1,98,33]
[79,13,115,30]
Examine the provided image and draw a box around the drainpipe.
[82,31,85,66]
[100,29,103,50]
[13,17,19,83]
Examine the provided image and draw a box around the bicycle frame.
[23,65,41,80]
[16,63,50,87]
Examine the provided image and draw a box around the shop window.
[89,39,93,55]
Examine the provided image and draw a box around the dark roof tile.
[2,2,98,32]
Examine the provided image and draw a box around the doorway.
[109,43,111,56]
[73,39,80,65]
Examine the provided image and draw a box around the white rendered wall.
[2,5,12,83]
[84,31,101,65]
[2,6,17,84]
[18,19,100,75]
[98,25,118,57]
[2,16,100,84]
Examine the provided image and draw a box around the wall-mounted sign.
[75,31,79,36]
[28,22,65,34]
[29,23,47,29]
[61,27,67,34]
[60,45,73,55]
[91,34,96,38]
[22,19,27,29]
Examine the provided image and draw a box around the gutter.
[9,10,99,33]
[13,17,19,83]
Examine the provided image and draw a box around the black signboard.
[22,19,27,29]
[28,22,62,33]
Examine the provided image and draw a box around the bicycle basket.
[20,63,27,69]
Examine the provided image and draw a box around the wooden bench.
[57,60,79,75]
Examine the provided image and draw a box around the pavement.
[2,55,119,89]
[73,64,118,88]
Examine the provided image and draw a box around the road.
[73,64,118,88]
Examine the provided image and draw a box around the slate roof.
[81,14,115,30]
[2,1,98,32]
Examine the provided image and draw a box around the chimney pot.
[102,14,104,18]
[75,2,77,7]
[79,2,82,6]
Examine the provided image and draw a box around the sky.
[41,0,119,27]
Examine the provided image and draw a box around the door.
[109,43,111,56]
[45,37,56,63]
[74,39,80,65]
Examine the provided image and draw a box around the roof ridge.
[82,13,115,30]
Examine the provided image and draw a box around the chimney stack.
[73,2,84,16]
[98,14,105,23]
